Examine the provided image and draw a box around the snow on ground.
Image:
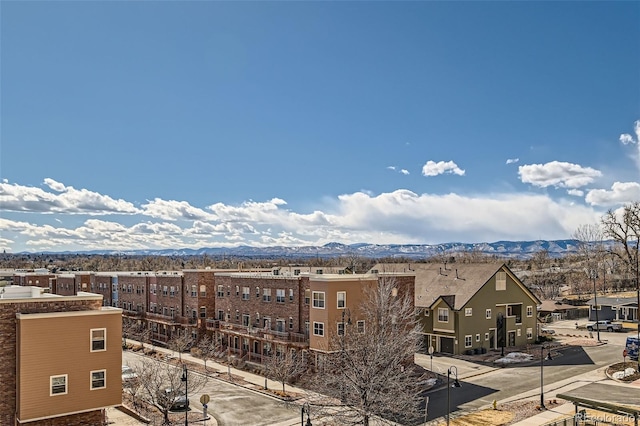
[612,368,638,379]
[494,352,533,364]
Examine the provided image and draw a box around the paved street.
[122,350,300,426]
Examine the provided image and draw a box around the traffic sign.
[200,394,210,405]
[623,349,628,358]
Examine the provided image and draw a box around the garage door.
[440,337,454,354]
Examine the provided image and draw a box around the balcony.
[146,311,179,325]
[205,319,220,330]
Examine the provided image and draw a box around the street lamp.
[446,366,461,426]
[539,345,552,409]
[586,268,601,343]
[181,364,188,426]
[301,402,312,426]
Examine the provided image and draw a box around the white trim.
[90,369,106,390]
[90,328,107,352]
[50,374,68,396]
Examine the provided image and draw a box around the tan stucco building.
[0,286,122,425]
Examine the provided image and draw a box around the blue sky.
[1,1,639,253]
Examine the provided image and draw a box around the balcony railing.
[211,321,308,344]
[146,312,179,325]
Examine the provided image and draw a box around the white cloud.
[387,166,396,171]
[620,120,640,170]
[585,182,640,206]
[518,161,602,188]
[506,158,519,164]
[0,180,608,252]
[421,160,465,177]
[0,179,140,215]
[400,169,410,175]
[567,189,584,197]
[142,198,214,221]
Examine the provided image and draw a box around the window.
[236,286,240,296]
[486,309,492,320]
[304,289,310,304]
[517,329,521,337]
[337,322,345,335]
[316,269,323,274]
[191,285,197,297]
[235,310,240,321]
[218,310,224,320]
[200,285,206,297]
[242,287,250,300]
[485,332,489,341]
[476,334,480,342]
[337,291,346,309]
[424,309,430,317]
[256,287,260,298]
[170,286,175,297]
[50,374,67,395]
[437,308,449,323]
[242,314,250,326]
[507,306,513,317]
[263,288,272,302]
[357,320,365,333]
[294,269,301,276]
[289,289,294,301]
[526,328,533,339]
[163,286,168,296]
[464,335,472,348]
[496,271,507,291]
[91,370,106,390]
[289,317,294,329]
[526,306,533,317]
[91,328,106,352]
[276,289,285,303]
[465,308,473,316]
[217,285,224,297]
[313,322,324,336]
[312,291,325,308]
[200,307,206,318]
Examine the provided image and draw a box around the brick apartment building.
[11,266,415,369]
[0,285,122,425]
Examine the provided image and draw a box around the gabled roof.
[538,300,583,312]
[586,296,637,307]
[372,262,535,310]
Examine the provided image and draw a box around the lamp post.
[301,402,312,426]
[539,345,552,409]
[590,268,601,343]
[181,364,188,426]
[446,366,461,426]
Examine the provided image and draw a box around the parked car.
[586,320,623,332]
[121,365,138,383]
[540,327,556,335]
[158,388,189,411]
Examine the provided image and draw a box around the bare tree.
[167,332,194,363]
[312,276,425,426]
[195,333,220,372]
[573,224,604,340]
[601,202,640,289]
[263,347,307,395]
[135,357,208,425]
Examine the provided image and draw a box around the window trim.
[485,309,492,320]
[437,307,449,323]
[313,321,325,336]
[91,369,106,390]
[526,305,533,317]
[337,291,346,309]
[50,374,68,396]
[465,308,472,317]
[464,335,472,348]
[357,320,365,333]
[312,291,325,309]
[90,328,106,352]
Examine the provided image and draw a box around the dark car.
[158,388,189,411]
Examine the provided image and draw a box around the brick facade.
[0,297,104,426]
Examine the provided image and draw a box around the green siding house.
[374,262,540,355]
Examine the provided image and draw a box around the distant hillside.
[24,239,583,260]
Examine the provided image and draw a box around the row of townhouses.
[13,263,541,364]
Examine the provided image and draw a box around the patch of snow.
[612,368,637,379]
[494,352,534,364]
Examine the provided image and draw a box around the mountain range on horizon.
[13,239,588,260]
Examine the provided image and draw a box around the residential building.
[586,296,638,321]
[374,262,540,355]
[0,285,122,425]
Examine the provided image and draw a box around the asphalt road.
[122,351,299,426]
[422,337,625,423]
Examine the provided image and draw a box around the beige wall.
[16,308,122,423]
